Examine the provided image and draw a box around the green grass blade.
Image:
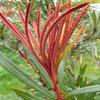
[0,51,54,99]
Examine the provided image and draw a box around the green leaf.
[92,10,97,28]
[64,67,75,89]
[87,11,94,29]
[0,51,54,99]
[64,86,73,92]
[58,61,64,91]
[0,92,23,100]
[68,85,100,96]
[76,64,87,87]
[26,49,53,89]
[13,88,43,100]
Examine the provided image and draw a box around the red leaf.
[61,3,90,52]
[0,13,29,48]
[42,2,90,64]
[18,9,39,50]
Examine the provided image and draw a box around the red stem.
[54,83,63,100]
[51,70,63,100]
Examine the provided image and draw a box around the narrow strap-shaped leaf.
[92,10,97,28]
[26,49,53,89]
[51,3,59,41]
[13,89,44,100]
[25,3,36,56]
[40,14,54,63]
[47,6,53,66]
[32,20,39,41]
[0,13,29,48]
[18,9,39,50]
[51,18,65,74]
[64,0,72,33]
[49,4,60,69]
[42,3,90,61]
[37,8,41,40]
[0,51,53,98]
[60,0,72,50]
[41,4,60,64]
[58,61,64,91]
[58,24,86,65]
[24,3,47,70]
[68,85,100,96]
[61,3,89,51]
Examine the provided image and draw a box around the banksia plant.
[0,0,90,100]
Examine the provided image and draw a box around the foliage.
[0,0,100,100]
